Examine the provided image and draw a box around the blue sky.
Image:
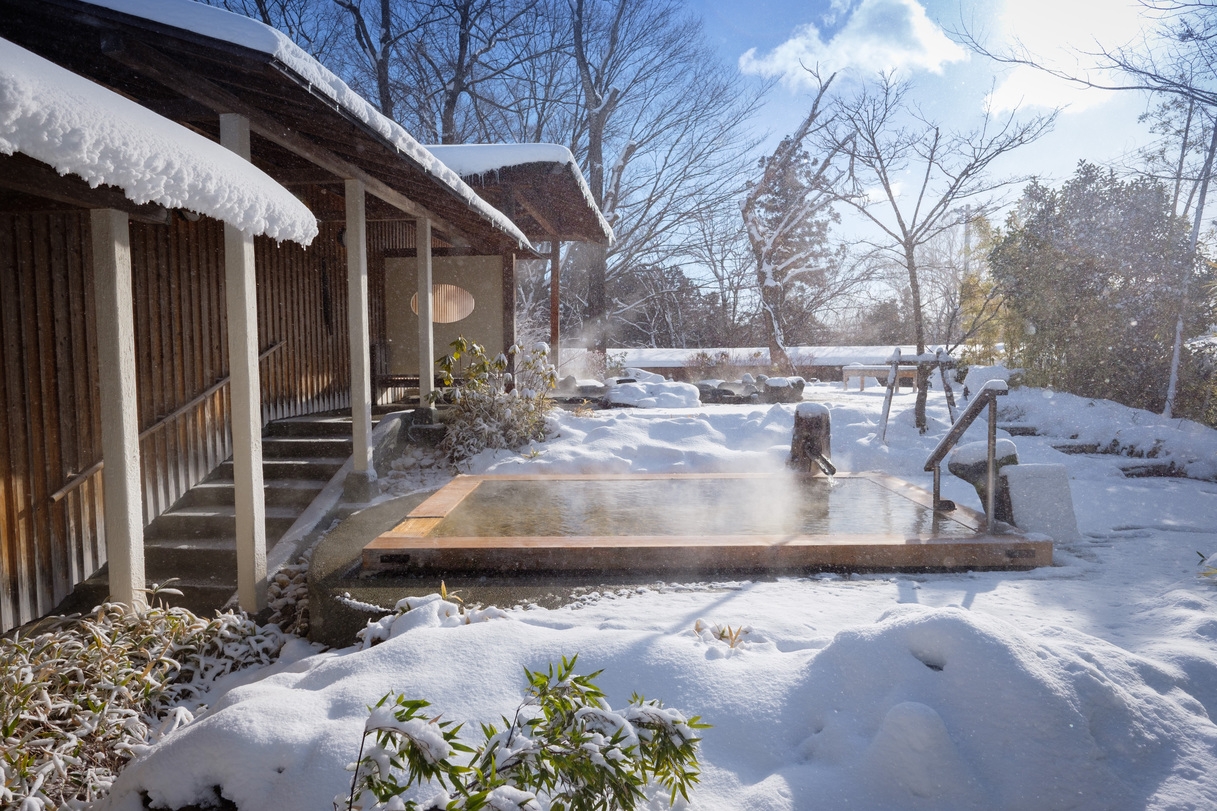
[688,0,1161,188]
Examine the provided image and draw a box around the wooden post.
[220,113,267,613]
[346,178,374,488]
[417,217,435,402]
[503,252,517,361]
[91,208,147,610]
[549,240,560,368]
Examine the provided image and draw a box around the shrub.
[431,338,557,464]
[343,655,708,811]
[1,591,285,809]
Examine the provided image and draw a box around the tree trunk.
[756,262,793,374]
[572,0,617,360]
[906,244,929,432]
[375,0,394,118]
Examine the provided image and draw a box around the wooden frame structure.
[363,472,1052,575]
[0,0,608,631]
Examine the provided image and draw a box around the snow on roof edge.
[78,0,532,251]
[0,36,317,244]
[425,143,615,244]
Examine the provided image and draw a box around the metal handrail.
[923,380,1008,532]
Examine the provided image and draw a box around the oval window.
[411,283,475,323]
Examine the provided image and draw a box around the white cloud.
[739,0,967,86]
[986,65,1112,114]
[987,0,1146,113]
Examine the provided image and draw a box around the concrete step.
[264,415,354,438]
[145,506,299,542]
[173,478,324,509]
[143,543,235,581]
[213,457,348,482]
[262,436,353,459]
[265,478,327,507]
[50,569,235,619]
[149,582,237,616]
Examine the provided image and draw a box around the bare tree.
[741,73,847,373]
[826,73,1054,431]
[398,0,547,143]
[201,0,345,60]
[565,0,763,359]
[331,0,427,118]
[687,207,759,347]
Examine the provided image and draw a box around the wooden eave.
[0,0,529,255]
[457,162,612,244]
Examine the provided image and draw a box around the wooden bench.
[842,364,918,391]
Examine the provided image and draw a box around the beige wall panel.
[384,255,504,374]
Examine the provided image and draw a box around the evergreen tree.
[989,162,1211,410]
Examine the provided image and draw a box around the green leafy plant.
[344,655,709,811]
[430,338,557,464]
[1,587,285,809]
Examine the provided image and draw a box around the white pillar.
[220,113,267,613]
[346,178,375,493]
[417,217,435,403]
[91,208,147,611]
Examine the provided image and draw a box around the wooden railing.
[50,342,283,503]
[923,380,1008,532]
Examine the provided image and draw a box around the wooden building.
[0,0,609,632]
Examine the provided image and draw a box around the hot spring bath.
[362,473,1052,575]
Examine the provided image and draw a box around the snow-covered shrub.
[431,338,557,464]
[343,655,708,811]
[355,590,509,651]
[0,591,285,809]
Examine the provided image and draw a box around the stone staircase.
[61,412,367,618]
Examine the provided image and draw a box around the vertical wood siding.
[0,210,389,632]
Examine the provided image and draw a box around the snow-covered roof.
[426,144,578,176]
[427,143,614,244]
[606,346,922,369]
[78,0,531,250]
[0,36,317,244]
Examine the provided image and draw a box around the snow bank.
[80,0,530,248]
[786,605,1217,809]
[86,384,1217,810]
[97,601,1217,811]
[0,37,316,244]
[1001,387,1217,481]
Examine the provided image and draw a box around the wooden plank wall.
[1,211,104,630]
[0,211,383,632]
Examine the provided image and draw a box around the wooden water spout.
[790,403,836,476]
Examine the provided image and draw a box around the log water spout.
[790,403,835,476]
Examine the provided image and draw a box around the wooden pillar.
[346,179,374,483]
[549,241,560,367]
[503,252,517,357]
[91,208,147,610]
[417,217,435,402]
[220,113,267,613]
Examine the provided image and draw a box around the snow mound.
[788,606,1217,809]
[474,406,795,474]
[605,375,701,408]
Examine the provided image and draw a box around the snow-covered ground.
[98,382,1217,811]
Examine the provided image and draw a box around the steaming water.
[432,476,977,539]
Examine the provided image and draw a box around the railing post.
[986,396,997,533]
